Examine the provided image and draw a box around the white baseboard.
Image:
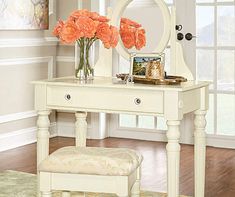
[57,122,92,139]
[0,123,57,152]
[109,128,168,142]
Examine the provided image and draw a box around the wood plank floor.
[0,137,235,197]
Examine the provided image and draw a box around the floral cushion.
[39,146,143,176]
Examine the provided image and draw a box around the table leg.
[194,110,207,197]
[37,110,51,197]
[37,110,51,167]
[166,120,181,197]
[75,112,87,147]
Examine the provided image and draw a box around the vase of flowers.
[53,10,146,80]
[53,9,119,80]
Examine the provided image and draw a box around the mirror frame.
[110,0,171,60]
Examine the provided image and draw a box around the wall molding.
[0,123,57,152]
[56,56,75,63]
[0,56,54,79]
[0,37,58,48]
[0,111,37,124]
[57,122,92,139]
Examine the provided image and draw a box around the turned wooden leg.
[75,112,87,147]
[194,110,207,197]
[37,110,51,166]
[37,110,51,197]
[166,120,181,197]
[131,167,141,197]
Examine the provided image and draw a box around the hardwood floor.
[0,137,235,197]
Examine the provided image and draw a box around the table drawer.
[47,86,164,114]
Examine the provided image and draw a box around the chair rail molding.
[0,37,58,48]
[56,56,75,63]
[0,111,37,124]
[0,123,57,152]
[0,56,54,79]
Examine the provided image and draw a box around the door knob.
[185,33,197,41]
[177,33,184,41]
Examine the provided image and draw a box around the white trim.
[56,56,75,63]
[0,56,54,79]
[0,111,37,124]
[207,134,235,149]
[110,128,168,142]
[77,0,83,9]
[49,0,54,16]
[0,123,57,152]
[0,37,58,48]
[57,122,92,139]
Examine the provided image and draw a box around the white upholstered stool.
[39,146,143,197]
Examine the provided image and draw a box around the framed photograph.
[130,53,165,79]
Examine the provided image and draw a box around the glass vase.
[75,39,94,80]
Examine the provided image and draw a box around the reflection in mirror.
[121,0,166,53]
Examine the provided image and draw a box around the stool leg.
[62,191,71,197]
[131,167,141,197]
[41,191,52,197]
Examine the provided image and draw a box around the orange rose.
[120,24,136,49]
[121,18,141,28]
[103,26,119,49]
[135,29,146,50]
[60,21,79,44]
[109,26,119,48]
[96,22,112,44]
[53,19,64,37]
[70,9,90,20]
[75,16,98,38]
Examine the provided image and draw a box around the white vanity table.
[33,77,209,197]
[33,0,209,196]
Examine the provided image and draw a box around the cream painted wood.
[131,166,141,197]
[75,112,87,147]
[61,192,71,197]
[166,120,181,197]
[194,110,207,197]
[36,110,51,166]
[110,0,171,60]
[39,165,140,197]
[33,77,209,197]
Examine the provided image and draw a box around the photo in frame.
[130,53,165,79]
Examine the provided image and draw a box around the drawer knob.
[65,94,71,100]
[134,98,141,105]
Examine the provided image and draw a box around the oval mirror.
[111,0,171,60]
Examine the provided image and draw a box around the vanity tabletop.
[32,76,210,92]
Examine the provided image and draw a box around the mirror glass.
[121,0,166,53]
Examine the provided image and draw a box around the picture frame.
[130,53,165,79]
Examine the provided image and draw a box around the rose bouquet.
[53,9,146,80]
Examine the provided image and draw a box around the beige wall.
[0,1,93,147]
[0,2,57,136]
